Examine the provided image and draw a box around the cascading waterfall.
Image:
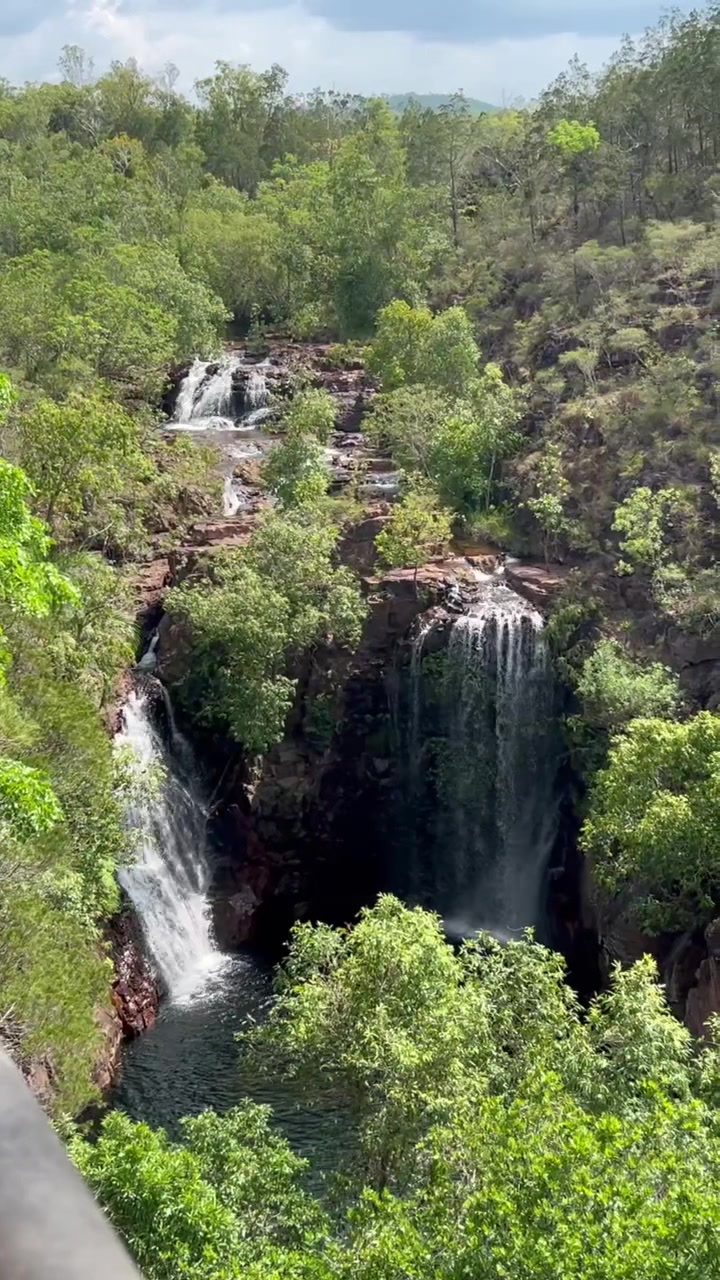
[406,577,559,939]
[245,367,268,410]
[116,682,219,997]
[192,360,236,421]
[173,355,269,429]
[174,357,208,423]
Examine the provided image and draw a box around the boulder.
[156,614,194,687]
[505,562,572,610]
[666,624,720,670]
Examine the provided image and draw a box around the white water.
[222,476,241,517]
[174,357,208,423]
[173,356,269,430]
[408,577,559,938]
[245,367,268,410]
[116,686,220,997]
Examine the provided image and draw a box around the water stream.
[170,355,272,516]
[116,683,220,998]
[114,675,345,1169]
[115,574,560,1152]
[172,355,269,431]
[402,575,559,940]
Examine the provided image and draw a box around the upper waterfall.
[403,575,559,940]
[173,355,269,430]
[116,681,220,997]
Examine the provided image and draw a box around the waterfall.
[174,357,207,423]
[116,683,219,996]
[245,367,268,410]
[173,357,269,429]
[406,578,559,939]
[222,476,241,517]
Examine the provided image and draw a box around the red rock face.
[108,912,160,1040]
[505,562,574,610]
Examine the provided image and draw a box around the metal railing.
[0,1052,141,1279]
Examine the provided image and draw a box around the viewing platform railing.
[0,1051,141,1280]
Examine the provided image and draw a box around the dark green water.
[113,953,347,1177]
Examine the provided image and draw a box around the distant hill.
[385,94,496,115]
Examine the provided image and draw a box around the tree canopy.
[73,897,720,1279]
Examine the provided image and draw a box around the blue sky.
[0,0,694,100]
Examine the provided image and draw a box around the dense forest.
[1,4,720,1274]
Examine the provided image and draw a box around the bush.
[581,712,720,931]
[166,511,366,751]
[576,639,680,731]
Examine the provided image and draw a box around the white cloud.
[71,0,154,63]
[0,0,622,101]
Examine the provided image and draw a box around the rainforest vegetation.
[0,4,719,1273]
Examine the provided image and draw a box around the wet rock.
[109,910,159,1040]
[338,507,390,572]
[93,1005,124,1092]
[156,614,194,687]
[686,957,720,1039]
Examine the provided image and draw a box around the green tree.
[365,386,452,476]
[71,1102,326,1280]
[576,638,680,733]
[166,513,365,751]
[195,62,289,194]
[328,103,447,334]
[374,484,452,587]
[612,486,688,575]
[368,300,478,396]
[430,364,520,512]
[263,434,330,509]
[523,439,577,560]
[72,899,720,1276]
[282,388,337,443]
[16,393,148,543]
[581,711,720,931]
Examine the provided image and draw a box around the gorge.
[111,455,567,1139]
[3,35,720,1272]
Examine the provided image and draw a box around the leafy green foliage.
[0,459,77,621]
[166,512,366,751]
[548,119,601,157]
[0,377,133,1110]
[282,388,337,444]
[0,246,225,398]
[263,434,330,509]
[368,300,479,396]
[367,329,520,516]
[581,712,720,931]
[71,1102,326,1280]
[430,365,521,513]
[375,484,452,576]
[576,638,680,732]
[15,393,149,545]
[612,487,689,576]
[0,758,63,840]
[87,898,720,1278]
[523,439,580,559]
[568,637,682,778]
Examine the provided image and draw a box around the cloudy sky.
[0,0,693,102]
